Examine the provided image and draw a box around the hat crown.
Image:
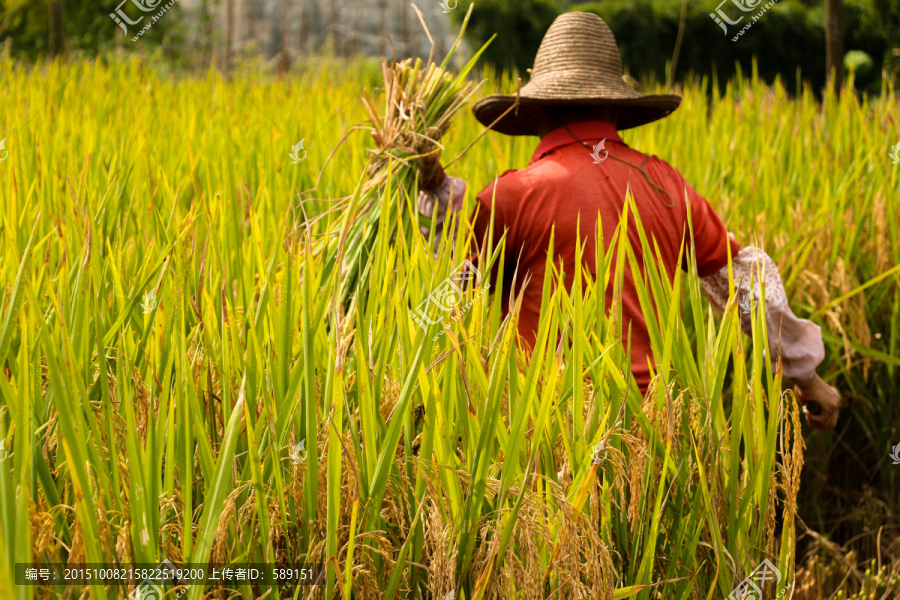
[530,13,625,88]
[469,10,682,136]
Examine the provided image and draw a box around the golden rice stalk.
[321,4,493,317]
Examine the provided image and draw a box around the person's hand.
[420,146,446,191]
[794,374,840,429]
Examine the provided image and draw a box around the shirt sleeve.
[417,175,467,255]
[679,178,741,277]
[700,246,824,384]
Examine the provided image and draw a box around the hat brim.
[472,93,682,136]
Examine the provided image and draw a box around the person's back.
[471,118,738,391]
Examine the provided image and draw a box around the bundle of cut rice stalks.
[317,4,494,320]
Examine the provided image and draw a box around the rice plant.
[0,49,897,600]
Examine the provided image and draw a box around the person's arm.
[699,244,840,429]
[666,168,840,430]
[417,151,515,290]
[417,175,467,253]
[417,151,467,254]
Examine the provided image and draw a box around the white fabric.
[700,246,824,384]
[417,176,467,254]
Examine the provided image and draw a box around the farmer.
[417,12,840,429]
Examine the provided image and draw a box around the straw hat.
[472,12,682,135]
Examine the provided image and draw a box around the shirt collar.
[530,120,624,165]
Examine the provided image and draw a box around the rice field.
[0,53,898,600]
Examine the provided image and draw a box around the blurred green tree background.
[3,0,899,93]
[0,0,181,61]
[451,0,900,93]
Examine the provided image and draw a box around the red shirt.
[472,120,740,391]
